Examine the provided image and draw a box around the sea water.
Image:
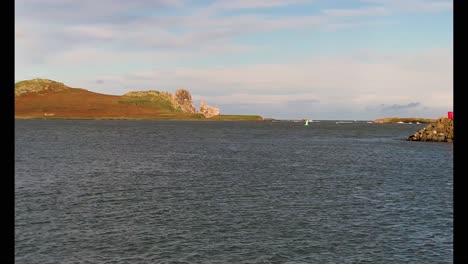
[15,120,453,263]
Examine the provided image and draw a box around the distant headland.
[373,117,436,124]
[14,78,263,121]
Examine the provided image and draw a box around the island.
[14,78,263,121]
[373,117,436,124]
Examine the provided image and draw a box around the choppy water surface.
[15,120,453,263]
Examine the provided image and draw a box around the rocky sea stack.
[407,117,453,142]
[198,100,220,118]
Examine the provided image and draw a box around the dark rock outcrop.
[407,117,453,142]
[198,100,220,118]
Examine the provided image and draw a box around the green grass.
[207,115,263,121]
[117,96,181,112]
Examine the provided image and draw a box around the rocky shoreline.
[406,117,453,142]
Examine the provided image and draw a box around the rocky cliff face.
[15,78,69,97]
[198,100,220,118]
[173,89,196,113]
[407,117,453,142]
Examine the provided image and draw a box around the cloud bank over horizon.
[15,0,453,120]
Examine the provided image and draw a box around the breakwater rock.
[407,117,453,142]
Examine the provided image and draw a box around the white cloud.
[322,6,389,17]
[360,0,452,12]
[15,0,185,24]
[66,47,451,119]
[209,0,310,9]
[15,0,451,65]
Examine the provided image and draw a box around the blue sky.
[15,0,453,120]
